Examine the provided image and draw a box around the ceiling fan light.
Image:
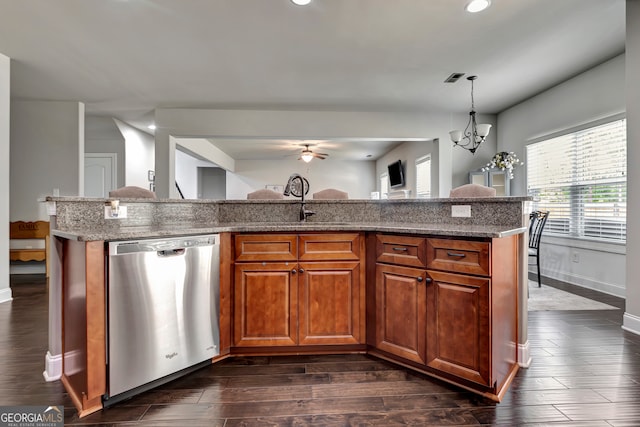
[291,0,312,5]
[301,153,314,163]
[465,0,491,13]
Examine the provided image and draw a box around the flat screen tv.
[388,160,405,189]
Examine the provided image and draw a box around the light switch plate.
[105,206,127,219]
[451,205,471,217]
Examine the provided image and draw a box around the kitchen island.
[45,197,530,417]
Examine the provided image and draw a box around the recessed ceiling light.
[148,124,156,130]
[465,0,491,13]
[291,0,311,5]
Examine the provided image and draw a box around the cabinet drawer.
[235,234,297,262]
[376,234,427,268]
[299,233,361,261]
[426,238,490,276]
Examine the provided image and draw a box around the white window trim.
[415,154,431,199]
[526,114,627,243]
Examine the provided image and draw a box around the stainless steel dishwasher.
[106,234,220,401]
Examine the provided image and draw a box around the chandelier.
[449,75,491,154]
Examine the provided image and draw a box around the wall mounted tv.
[388,159,405,188]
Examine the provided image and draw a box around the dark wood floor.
[2,274,639,426]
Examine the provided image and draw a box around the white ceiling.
[0,0,625,160]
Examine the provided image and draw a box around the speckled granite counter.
[52,222,526,242]
[46,196,531,241]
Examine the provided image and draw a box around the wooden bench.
[10,221,50,277]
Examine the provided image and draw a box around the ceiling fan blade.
[315,152,329,156]
[315,155,327,159]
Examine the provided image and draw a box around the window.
[380,172,389,199]
[415,154,431,198]
[526,118,626,242]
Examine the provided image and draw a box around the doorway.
[85,153,117,197]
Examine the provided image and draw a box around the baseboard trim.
[518,341,532,368]
[43,351,62,382]
[622,313,640,336]
[0,287,13,304]
[538,269,625,298]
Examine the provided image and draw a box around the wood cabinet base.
[231,344,367,357]
[367,348,519,402]
[61,375,103,418]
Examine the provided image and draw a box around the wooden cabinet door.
[375,263,427,365]
[234,262,298,347]
[298,261,362,345]
[426,270,491,386]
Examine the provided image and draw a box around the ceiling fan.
[299,144,329,163]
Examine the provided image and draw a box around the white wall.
[10,101,85,219]
[0,53,10,302]
[154,109,497,199]
[170,137,377,200]
[376,140,439,198]
[10,100,84,275]
[228,159,376,200]
[624,0,640,334]
[113,119,154,189]
[498,54,626,197]
[175,149,216,199]
[199,167,226,199]
[85,116,126,188]
[497,54,626,297]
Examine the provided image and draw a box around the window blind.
[415,154,431,198]
[526,118,626,241]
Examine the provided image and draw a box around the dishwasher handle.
[157,248,186,257]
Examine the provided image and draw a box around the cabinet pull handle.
[446,251,466,258]
[299,268,305,274]
[416,276,423,282]
[392,247,408,252]
[291,269,297,274]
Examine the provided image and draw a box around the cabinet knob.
[425,277,432,284]
[299,268,305,274]
[416,276,423,282]
[291,269,297,274]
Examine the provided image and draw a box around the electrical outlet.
[572,253,580,263]
[105,205,127,219]
[451,205,471,217]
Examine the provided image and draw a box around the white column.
[624,0,640,335]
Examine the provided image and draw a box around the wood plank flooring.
[2,274,639,426]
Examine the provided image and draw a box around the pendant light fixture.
[449,75,491,154]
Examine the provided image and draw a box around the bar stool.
[529,210,549,287]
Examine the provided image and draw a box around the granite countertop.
[45,196,532,204]
[52,222,527,242]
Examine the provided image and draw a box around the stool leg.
[536,252,542,287]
